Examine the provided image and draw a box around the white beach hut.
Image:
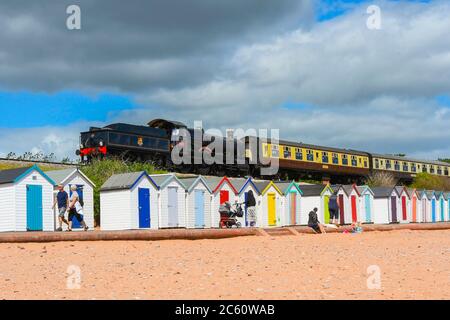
[228,177,261,227]
[356,185,375,224]
[0,165,55,232]
[445,192,450,222]
[332,184,361,225]
[100,171,159,231]
[252,180,284,228]
[204,176,239,228]
[418,190,432,223]
[435,191,446,222]
[46,168,95,230]
[372,187,400,224]
[395,186,410,223]
[406,188,420,223]
[299,184,334,225]
[179,176,212,229]
[274,181,303,226]
[149,174,187,228]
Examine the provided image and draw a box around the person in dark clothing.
[245,190,257,227]
[52,184,69,231]
[328,192,340,225]
[308,207,326,234]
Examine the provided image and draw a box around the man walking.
[52,184,69,231]
[67,185,89,231]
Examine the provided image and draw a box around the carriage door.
[391,196,397,223]
[69,185,84,229]
[26,185,43,231]
[268,193,276,226]
[431,199,436,223]
[168,187,178,227]
[364,194,371,223]
[289,192,296,225]
[194,190,205,228]
[440,198,444,221]
[338,194,345,225]
[323,195,330,224]
[401,196,407,221]
[412,197,417,223]
[138,188,150,228]
[351,195,357,223]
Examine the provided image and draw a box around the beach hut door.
[168,187,178,227]
[194,190,205,228]
[323,195,330,224]
[268,193,276,226]
[422,200,427,222]
[401,196,407,221]
[391,196,397,223]
[351,195,357,223]
[69,185,84,229]
[138,188,151,228]
[338,195,345,225]
[431,199,436,222]
[412,197,417,222]
[220,190,229,204]
[364,194,371,223]
[440,199,444,221]
[289,192,296,225]
[26,185,43,231]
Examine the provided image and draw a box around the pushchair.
[219,201,244,228]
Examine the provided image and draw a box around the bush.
[81,158,167,225]
[365,171,397,188]
[411,172,450,191]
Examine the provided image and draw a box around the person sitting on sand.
[308,208,326,234]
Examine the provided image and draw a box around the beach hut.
[446,192,450,221]
[406,188,420,223]
[228,177,261,227]
[275,181,303,226]
[435,191,446,222]
[204,176,239,228]
[46,168,95,230]
[425,191,438,223]
[179,176,212,229]
[418,190,431,223]
[0,165,55,232]
[299,184,334,225]
[356,186,374,224]
[395,186,410,223]
[100,171,159,231]
[332,184,361,224]
[149,174,187,228]
[372,187,400,224]
[252,180,284,227]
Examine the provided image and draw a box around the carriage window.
[430,166,435,174]
[364,160,368,168]
[283,146,291,159]
[342,154,348,165]
[411,163,417,172]
[437,166,442,175]
[306,150,314,161]
[394,161,400,171]
[445,167,449,176]
[332,153,339,164]
[375,159,380,169]
[295,148,303,160]
[351,156,357,167]
[422,165,428,173]
[386,160,391,169]
[271,145,279,157]
[109,133,130,146]
[402,162,409,172]
[322,152,329,163]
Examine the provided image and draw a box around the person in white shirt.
[67,185,89,231]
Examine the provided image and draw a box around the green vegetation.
[365,171,397,188]
[81,158,167,224]
[411,172,450,192]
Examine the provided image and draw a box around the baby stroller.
[219,201,244,228]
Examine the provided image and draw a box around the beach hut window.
[306,150,314,161]
[386,160,392,169]
[351,156,357,167]
[332,153,339,164]
[322,152,329,163]
[295,148,303,160]
[271,145,279,157]
[283,146,291,159]
[342,154,348,165]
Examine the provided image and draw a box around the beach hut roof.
[203,176,238,194]
[149,173,186,190]
[46,168,96,187]
[0,165,55,186]
[274,181,303,195]
[252,180,282,195]
[356,185,374,196]
[229,177,261,195]
[406,188,418,198]
[395,186,408,197]
[178,176,212,193]
[300,184,332,197]
[101,171,157,191]
[371,186,398,198]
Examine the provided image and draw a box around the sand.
[0,229,449,300]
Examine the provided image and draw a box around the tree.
[365,171,397,187]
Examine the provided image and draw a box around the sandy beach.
[0,229,449,300]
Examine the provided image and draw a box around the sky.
[0,0,449,161]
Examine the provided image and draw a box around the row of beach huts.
[0,165,449,232]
